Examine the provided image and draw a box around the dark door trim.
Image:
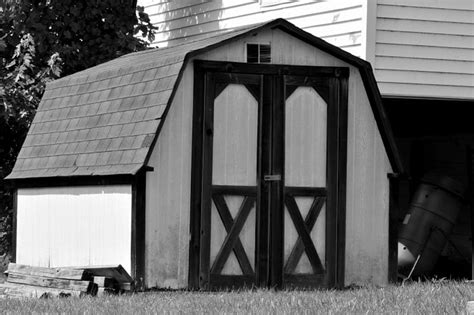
[189,60,348,289]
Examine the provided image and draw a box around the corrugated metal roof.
[6,19,403,180]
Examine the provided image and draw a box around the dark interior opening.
[384,97,473,280]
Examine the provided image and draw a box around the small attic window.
[247,43,271,63]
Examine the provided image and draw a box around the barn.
[6,19,403,289]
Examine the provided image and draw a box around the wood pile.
[0,263,134,298]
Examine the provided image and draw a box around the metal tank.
[398,173,465,276]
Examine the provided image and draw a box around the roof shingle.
[6,19,403,180]
[7,25,254,179]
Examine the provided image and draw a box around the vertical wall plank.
[16,185,132,273]
[145,28,394,288]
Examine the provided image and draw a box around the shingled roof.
[6,19,403,180]
[6,26,255,179]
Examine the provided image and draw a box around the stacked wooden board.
[0,263,134,298]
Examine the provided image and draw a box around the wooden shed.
[6,19,403,289]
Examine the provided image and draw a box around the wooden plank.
[7,273,93,292]
[376,43,474,62]
[376,30,473,49]
[6,263,89,280]
[377,82,474,100]
[199,71,216,289]
[377,0,474,11]
[69,265,133,284]
[284,196,324,275]
[375,57,474,75]
[284,197,326,274]
[131,172,146,289]
[93,276,115,288]
[211,195,254,276]
[377,18,474,37]
[255,74,271,287]
[188,62,206,290]
[285,187,327,197]
[375,70,474,87]
[377,4,474,24]
[0,282,84,298]
[151,3,363,38]
[336,75,349,289]
[270,74,285,288]
[212,185,257,196]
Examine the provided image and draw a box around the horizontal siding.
[376,44,473,62]
[138,0,365,57]
[374,1,474,99]
[378,0,474,11]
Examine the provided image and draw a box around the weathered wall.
[145,27,393,287]
[373,0,474,100]
[16,185,132,273]
[344,69,393,285]
[138,0,365,57]
[138,0,474,100]
[205,28,394,286]
[144,64,193,289]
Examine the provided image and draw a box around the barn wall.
[373,0,474,100]
[144,28,393,288]
[16,185,132,273]
[144,64,194,288]
[344,69,393,285]
[138,0,365,57]
[203,28,394,286]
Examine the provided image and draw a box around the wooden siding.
[144,63,194,289]
[138,0,365,57]
[16,185,132,273]
[145,27,392,288]
[204,28,393,285]
[344,69,392,285]
[374,0,474,100]
[138,0,474,100]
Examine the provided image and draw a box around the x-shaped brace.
[284,195,326,274]
[210,194,256,275]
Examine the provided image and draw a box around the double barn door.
[190,61,348,289]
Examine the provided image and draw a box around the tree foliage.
[0,0,157,267]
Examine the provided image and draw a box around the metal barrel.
[398,173,465,276]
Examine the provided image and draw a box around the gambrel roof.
[7,19,403,180]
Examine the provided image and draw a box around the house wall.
[139,0,366,57]
[16,185,132,273]
[373,0,474,100]
[145,27,393,288]
[138,0,474,100]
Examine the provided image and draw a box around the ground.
[0,280,472,313]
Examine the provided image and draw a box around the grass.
[0,280,472,314]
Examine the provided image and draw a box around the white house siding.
[373,0,474,100]
[145,27,393,288]
[16,185,132,273]
[139,0,366,57]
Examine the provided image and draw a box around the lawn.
[0,280,472,314]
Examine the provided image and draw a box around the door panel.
[201,73,261,289]
[285,86,327,187]
[282,77,334,288]
[212,84,258,186]
[193,61,348,290]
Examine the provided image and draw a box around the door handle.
[264,174,281,181]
